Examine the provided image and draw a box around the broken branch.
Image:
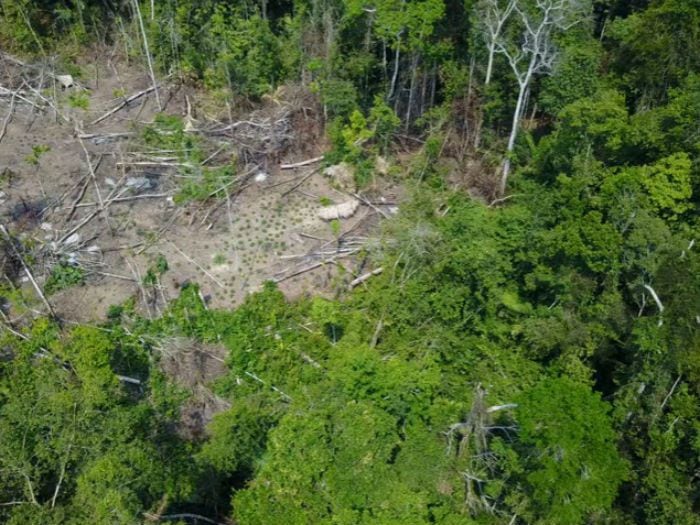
[0,224,56,319]
[281,168,319,197]
[349,267,383,289]
[168,241,225,289]
[90,85,159,125]
[280,156,323,169]
[353,192,390,219]
[0,88,16,144]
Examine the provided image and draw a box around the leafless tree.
[477,0,517,86]
[496,0,590,195]
[445,384,518,514]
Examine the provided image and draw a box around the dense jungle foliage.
[1,0,700,523]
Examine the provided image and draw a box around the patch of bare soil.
[0,53,399,326]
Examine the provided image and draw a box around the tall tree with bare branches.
[496,0,591,194]
[476,0,517,86]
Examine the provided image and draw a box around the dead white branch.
[274,249,359,283]
[77,134,104,209]
[23,82,69,122]
[496,0,589,194]
[349,267,384,289]
[660,375,682,411]
[477,0,517,85]
[274,260,334,283]
[0,224,56,318]
[132,0,161,111]
[117,375,142,385]
[78,132,135,142]
[67,193,170,209]
[353,192,391,219]
[90,85,159,125]
[281,169,317,197]
[0,83,42,110]
[168,241,225,289]
[300,352,322,369]
[681,238,695,259]
[243,370,292,401]
[643,283,664,326]
[486,403,518,413]
[280,156,324,169]
[0,88,15,144]
[57,170,129,244]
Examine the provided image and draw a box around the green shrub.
[67,91,90,109]
[25,144,50,166]
[44,263,84,295]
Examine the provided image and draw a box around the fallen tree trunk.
[349,267,383,289]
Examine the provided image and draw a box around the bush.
[44,263,84,295]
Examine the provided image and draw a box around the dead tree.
[477,0,517,86]
[496,0,590,195]
[445,384,518,515]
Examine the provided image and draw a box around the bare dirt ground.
[0,54,399,324]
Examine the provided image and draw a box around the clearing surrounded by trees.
[1,1,699,525]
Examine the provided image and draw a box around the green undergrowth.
[44,263,85,295]
[8,167,695,522]
[140,114,236,204]
[2,77,700,519]
[325,97,401,188]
